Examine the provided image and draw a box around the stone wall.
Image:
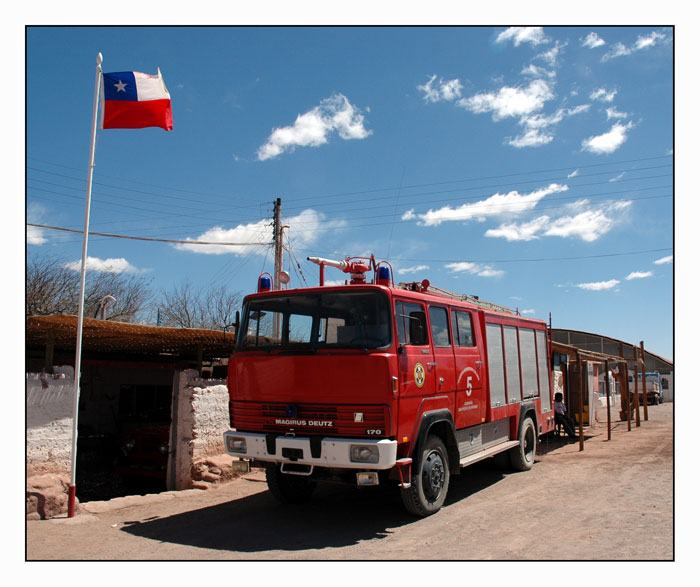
[170,370,232,490]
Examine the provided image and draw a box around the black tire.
[400,435,450,517]
[265,464,316,504]
[509,417,537,471]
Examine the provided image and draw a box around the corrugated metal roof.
[26,315,236,360]
[551,328,673,372]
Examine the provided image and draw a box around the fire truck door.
[394,300,435,397]
[428,305,456,396]
[451,309,485,429]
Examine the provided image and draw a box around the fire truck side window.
[395,301,427,346]
[452,310,475,347]
[429,306,451,347]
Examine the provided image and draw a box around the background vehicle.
[224,256,554,516]
[628,371,663,405]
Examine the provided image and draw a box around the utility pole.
[272,198,282,339]
[273,197,282,290]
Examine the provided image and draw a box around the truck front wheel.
[509,417,536,471]
[265,464,316,504]
[401,435,450,517]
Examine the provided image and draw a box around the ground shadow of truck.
[120,464,509,553]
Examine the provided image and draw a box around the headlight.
[124,439,135,451]
[350,445,379,463]
[226,436,247,453]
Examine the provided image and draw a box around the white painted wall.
[26,367,76,477]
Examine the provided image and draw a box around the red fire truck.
[224,255,555,516]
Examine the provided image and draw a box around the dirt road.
[27,403,674,560]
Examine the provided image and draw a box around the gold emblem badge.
[414,362,426,388]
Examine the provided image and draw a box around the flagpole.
[67,52,103,518]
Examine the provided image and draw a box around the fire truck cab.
[224,256,555,516]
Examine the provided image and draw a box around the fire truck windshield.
[238,290,392,350]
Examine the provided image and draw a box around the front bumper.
[223,430,398,470]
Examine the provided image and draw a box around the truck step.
[458,440,520,468]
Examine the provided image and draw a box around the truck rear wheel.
[401,435,450,517]
[509,417,536,471]
[265,464,316,504]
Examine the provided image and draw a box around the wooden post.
[640,341,648,421]
[605,359,612,441]
[577,352,584,451]
[634,365,641,427]
[623,363,631,431]
[44,331,55,374]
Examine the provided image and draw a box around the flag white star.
[114,80,127,92]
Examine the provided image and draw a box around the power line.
[27,158,263,209]
[291,247,674,265]
[278,155,673,205]
[27,223,273,247]
[280,166,673,214]
[27,153,672,213]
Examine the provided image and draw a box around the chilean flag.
[100,69,173,131]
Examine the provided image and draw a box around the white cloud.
[175,209,346,255]
[521,309,536,315]
[654,255,673,265]
[509,104,589,148]
[27,202,48,245]
[602,42,632,61]
[581,121,634,155]
[568,169,579,178]
[507,128,554,148]
[635,31,666,50]
[521,64,556,79]
[397,264,430,275]
[495,27,547,47]
[63,257,143,274]
[590,88,617,102]
[445,262,504,278]
[257,93,371,160]
[626,271,653,280]
[582,32,606,48]
[27,225,47,245]
[407,183,568,227]
[576,279,620,291]
[487,200,632,243]
[535,41,567,67]
[485,216,551,241]
[458,79,554,121]
[417,75,463,103]
[602,31,666,61]
[606,107,628,120]
[543,200,631,242]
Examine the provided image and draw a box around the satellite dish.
[279,271,291,284]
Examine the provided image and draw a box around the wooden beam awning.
[551,340,625,363]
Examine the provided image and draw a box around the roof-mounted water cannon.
[308,255,374,286]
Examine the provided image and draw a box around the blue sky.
[25,25,674,358]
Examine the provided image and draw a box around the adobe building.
[26,315,237,519]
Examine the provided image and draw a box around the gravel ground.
[26,402,674,562]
